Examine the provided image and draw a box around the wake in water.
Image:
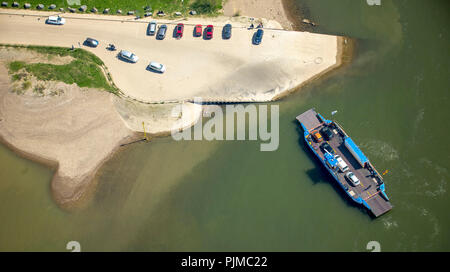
[420,158,448,198]
[360,139,399,162]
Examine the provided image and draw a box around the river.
[0,0,448,251]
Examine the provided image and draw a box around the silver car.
[147,21,157,36]
[119,50,139,63]
[157,25,167,40]
[148,61,166,73]
[345,172,360,186]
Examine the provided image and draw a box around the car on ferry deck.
[320,142,335,155]
[320,126,334,141]
[311,130,323,143]
[345,172,360,186]
[335,155,349,172]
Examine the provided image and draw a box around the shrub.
[9,61,25,73]
[22,80,31,90]
[190,0,222,14]
[12,72,28,81]
[34,84,46,96]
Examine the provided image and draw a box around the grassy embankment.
[3,44,118,94]
[0,0,223,17]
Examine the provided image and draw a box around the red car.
[194,24,202,37]
[205,25,213,39]
[175,23,184,39]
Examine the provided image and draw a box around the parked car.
[147,61,166,73]
[46,16,65,25]
[175,23,184,39]
[320,142,335,155]
[345,172,360,186]
[194,24,202,37]
[205,25,214,39]
[320,126,334,141]
[84,38,99,48]
[119,50,139,63]
[157,25,168,40]
[222,24,232,39]
[252,29,264,45]
[147,21,157,36]
[335,155,349,172]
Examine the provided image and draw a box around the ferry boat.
[296,109,392,217]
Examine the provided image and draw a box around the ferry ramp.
[296,109,322,132]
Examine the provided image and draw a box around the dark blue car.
[252,29,264,45]
[84,38,99,48]
[222,24,232,39]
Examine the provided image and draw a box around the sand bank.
[0,63,133,209]
[0,48,202,209]
[224,0,295,30]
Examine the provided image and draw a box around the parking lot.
[0,10,339,103]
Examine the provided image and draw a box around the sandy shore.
[0,47,202,209]
[0,1,351,210]
[224,0,295,30]
[0,62,133,209]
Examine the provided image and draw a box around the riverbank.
[0,47,203,210]
[222,0,353,101]
[0,63,134,210]
[272,35,355,101]
[223,0,294,30]
[223,0,315,31]
[0,0,350,210]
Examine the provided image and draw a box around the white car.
[335,155,349,172]
[148,61,166,73]
[345,172,360,186]
[119,50,139,63]
[46,16,66,25]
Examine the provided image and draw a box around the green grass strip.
[3,44,118,94]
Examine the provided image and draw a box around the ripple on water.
[413,108,425,131]
[419,158,448,198]
[417,205,441,249]
[387,202,442,250]
[381,216,399,230]
[361,139,399,162]
[411,108,425,145]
